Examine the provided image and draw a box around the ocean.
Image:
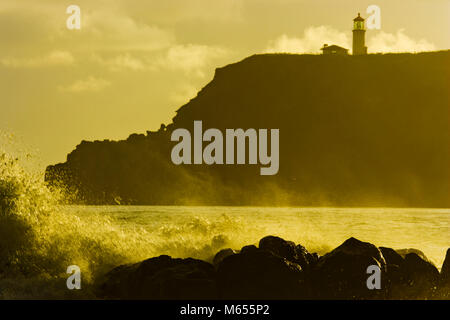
[69,205,450,269]
[0,150,448,298]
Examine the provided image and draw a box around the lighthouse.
[352,13,367,55]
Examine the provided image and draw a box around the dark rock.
[258,235,315,270]
[240,245,258,254]
[385,263,410,298]
[380,247,404,267]
[216,247,305,299]
[213,248,236,267]
[441,248,450,282]
[97,255,217,299]
[312,237,387,299]
[380,247,441,299]
[396,248,430,263]
[379,246,408,299]
[95,240,447,300]
[401,252,440,299]
[437,248,450,299]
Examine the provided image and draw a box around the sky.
[1,0,449,168]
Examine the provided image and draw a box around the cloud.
[92,53,146,72]
[170,84,198,104]
[90,44,229,76]
[1,50,74,68]
[265,26,350,54]
[58,76,111,93]
[121,0,244,24]
[368,30,436,53]
[74,11,175,52]
[265,27,437,55]
[0,2,176,55]
[154,44,228,77]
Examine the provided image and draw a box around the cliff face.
[45,51,450,207]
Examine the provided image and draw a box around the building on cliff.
[321,13,368,56]
[353,13,368,55]
[321,44,349,55]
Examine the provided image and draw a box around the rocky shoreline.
[96,236,450,300]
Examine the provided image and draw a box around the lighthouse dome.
[354,13,365,21]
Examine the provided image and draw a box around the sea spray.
[0,148,245,298]
[1,136,448,297]
[0,150,155,298]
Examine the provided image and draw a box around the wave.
[1,134,446,298]
[0,148,258,298]
[0,147,154,298]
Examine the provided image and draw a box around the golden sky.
[1,0,449,167]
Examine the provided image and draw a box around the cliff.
[45,51,450,207]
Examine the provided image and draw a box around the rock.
[258,235,315,270]
[213,248,236,267]
[240,244,258,254]
[385,263,410,298]
[216,247,305,299]
[441,248,450,282]
[379,246,408,299]
[437,248,450,299]
[311,252,320,262]
[380,247,441,299]
[94,240,447,300]
[401,252,440,299]
[380,247,404,267]
[396,248,430,263]
[97,255,217,299]
[312,237,387,299]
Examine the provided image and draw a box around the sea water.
[68,205,450,269]
[1,148,449,298]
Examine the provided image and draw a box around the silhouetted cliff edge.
[45,51,450,206]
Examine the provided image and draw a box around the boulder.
[97,255,217,299]
[240,244,258,254]
[380,247,441,299]
[216,247,305,299]
[94,239,447,300]
[402,252,440,299]
[258,235,317,270]
[380,247,404,267]
[379,246,409,299]
[437,248,450,299]
[441,248,450,283]
[213,248,236,267]
[396,248,430,263]
[312,237,387,299]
